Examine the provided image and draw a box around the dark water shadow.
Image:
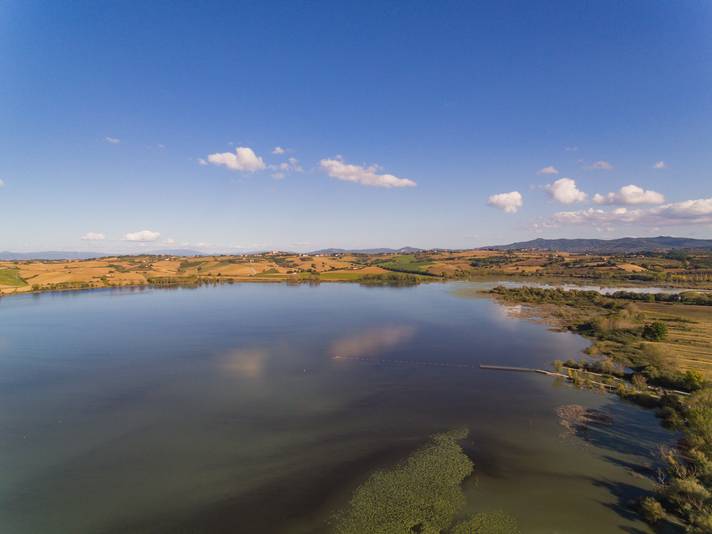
[100,439,421,534]
[570,401,673,461]
[591,478,683,534]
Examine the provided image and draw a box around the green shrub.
[643,321,668,341]
[640,496,665,524]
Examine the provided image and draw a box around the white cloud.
[656,198,712,220]
[592,184,665,205]
[654,161,668,169]
[272,146,286,155]
[162,238,176,245]
[276,157,303,173]
[537,166,559,175]
[546,178,587,204]
[81,232,105,241]
[320,156,416,188]
[124,230,161,242]
[269,157,302,180]
[548,197,712,227]
[487,191,523,213]
[286,157,301,171]
[105,137,121,144]
[587,160,613,171]
[206,147,266,172]
[564,146,579,152]
[0,179,4,188]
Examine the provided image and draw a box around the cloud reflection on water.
[329,326,416,360]
[220,348,268,379]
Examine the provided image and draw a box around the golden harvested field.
[617,263,647,273]
[641,302,712,376]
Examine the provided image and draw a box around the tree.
[632,374,648,391]
[643,321,668,341]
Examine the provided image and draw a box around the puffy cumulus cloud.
[587,160,613,171]
[272,146,286,155]
[487,191,523,213]
[206,147,266,172]
[551,207,641,225]
[81,232,105,241]
[654,161,668,169]
[537,166,559,175]
[546,178,587,204]
[657,198,712,220]
[320,156,415,188]
[105,136,121,144]
[592,184,665,205]
[549,197,712,227]
[124,230,160,242]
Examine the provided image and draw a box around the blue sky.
[1,1,711,252]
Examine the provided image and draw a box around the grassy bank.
[489,286,712,531]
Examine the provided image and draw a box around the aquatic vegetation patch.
[332,428,519,534]
[450,511,521,534]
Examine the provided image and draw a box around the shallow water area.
[0,283,672,533]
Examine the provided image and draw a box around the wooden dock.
[333,358,689,397]
[479,364,564,377]
[480,363,689,397]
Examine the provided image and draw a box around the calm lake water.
[0,283,671,533]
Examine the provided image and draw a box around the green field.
[377,254,433,274]
[318,271,365,280]
[0,269,26,287]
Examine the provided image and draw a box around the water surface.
[0,283,671,533]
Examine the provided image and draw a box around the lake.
[0,282,672,533]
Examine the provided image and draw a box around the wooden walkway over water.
[333,356,689,397]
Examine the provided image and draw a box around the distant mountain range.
[483,236,712,253]
[309,247,423,255]
[0,249,206,260]
[4,237,711,260]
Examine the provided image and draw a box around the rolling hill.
[483,236,712,253]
